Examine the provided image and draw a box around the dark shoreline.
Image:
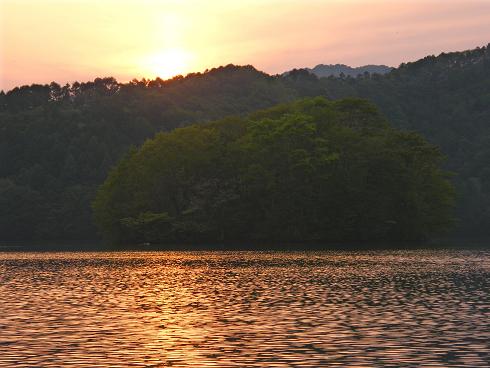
[1,239,488,252]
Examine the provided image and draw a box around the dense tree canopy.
[1,44,489,242]
[93,98,454,244]
[285,45,490,238]
[0,66,297,240]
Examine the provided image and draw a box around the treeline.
[285,45,490,238]
[93,98,453,244]
[0,66,297,240]
[1,44,489,241]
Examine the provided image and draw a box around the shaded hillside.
[1,44,490,242]
[317,45,490,238]
[0,65,297,240]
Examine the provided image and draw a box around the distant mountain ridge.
[286,64,393,78]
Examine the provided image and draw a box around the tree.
[93,97,454,245]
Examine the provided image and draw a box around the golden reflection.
[0,251,488,366]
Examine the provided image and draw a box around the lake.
[0,250,488,367]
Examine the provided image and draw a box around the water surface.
[0,250,489,367]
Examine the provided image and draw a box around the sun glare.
[142,48,193,80]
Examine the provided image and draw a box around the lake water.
[0,250,489,367]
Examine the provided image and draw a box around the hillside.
[0,65,298,240]
[1,44,490,242]
[319,45,490,238]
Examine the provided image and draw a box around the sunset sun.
[142,48,194,79]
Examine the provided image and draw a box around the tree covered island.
[93,97,454,245]
[2,45,490,244]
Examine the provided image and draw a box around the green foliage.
[0,67,296,241]
[284,44,490,238]
[93,97,454,244]
[2,45,490,242]
[120,212,173,243]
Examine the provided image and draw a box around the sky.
[1,0,490,90]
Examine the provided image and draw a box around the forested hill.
[314,45,490,238]
[0,65,299,241]
[1,44,489,242]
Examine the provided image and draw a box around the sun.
[143,48,193,79]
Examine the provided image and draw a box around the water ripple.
[0,250,488,366]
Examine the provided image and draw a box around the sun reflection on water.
[0,250,488,366]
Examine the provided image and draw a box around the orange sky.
[1,0,490,90]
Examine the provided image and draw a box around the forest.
[1,44,489,242]
[93,98,453,244]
